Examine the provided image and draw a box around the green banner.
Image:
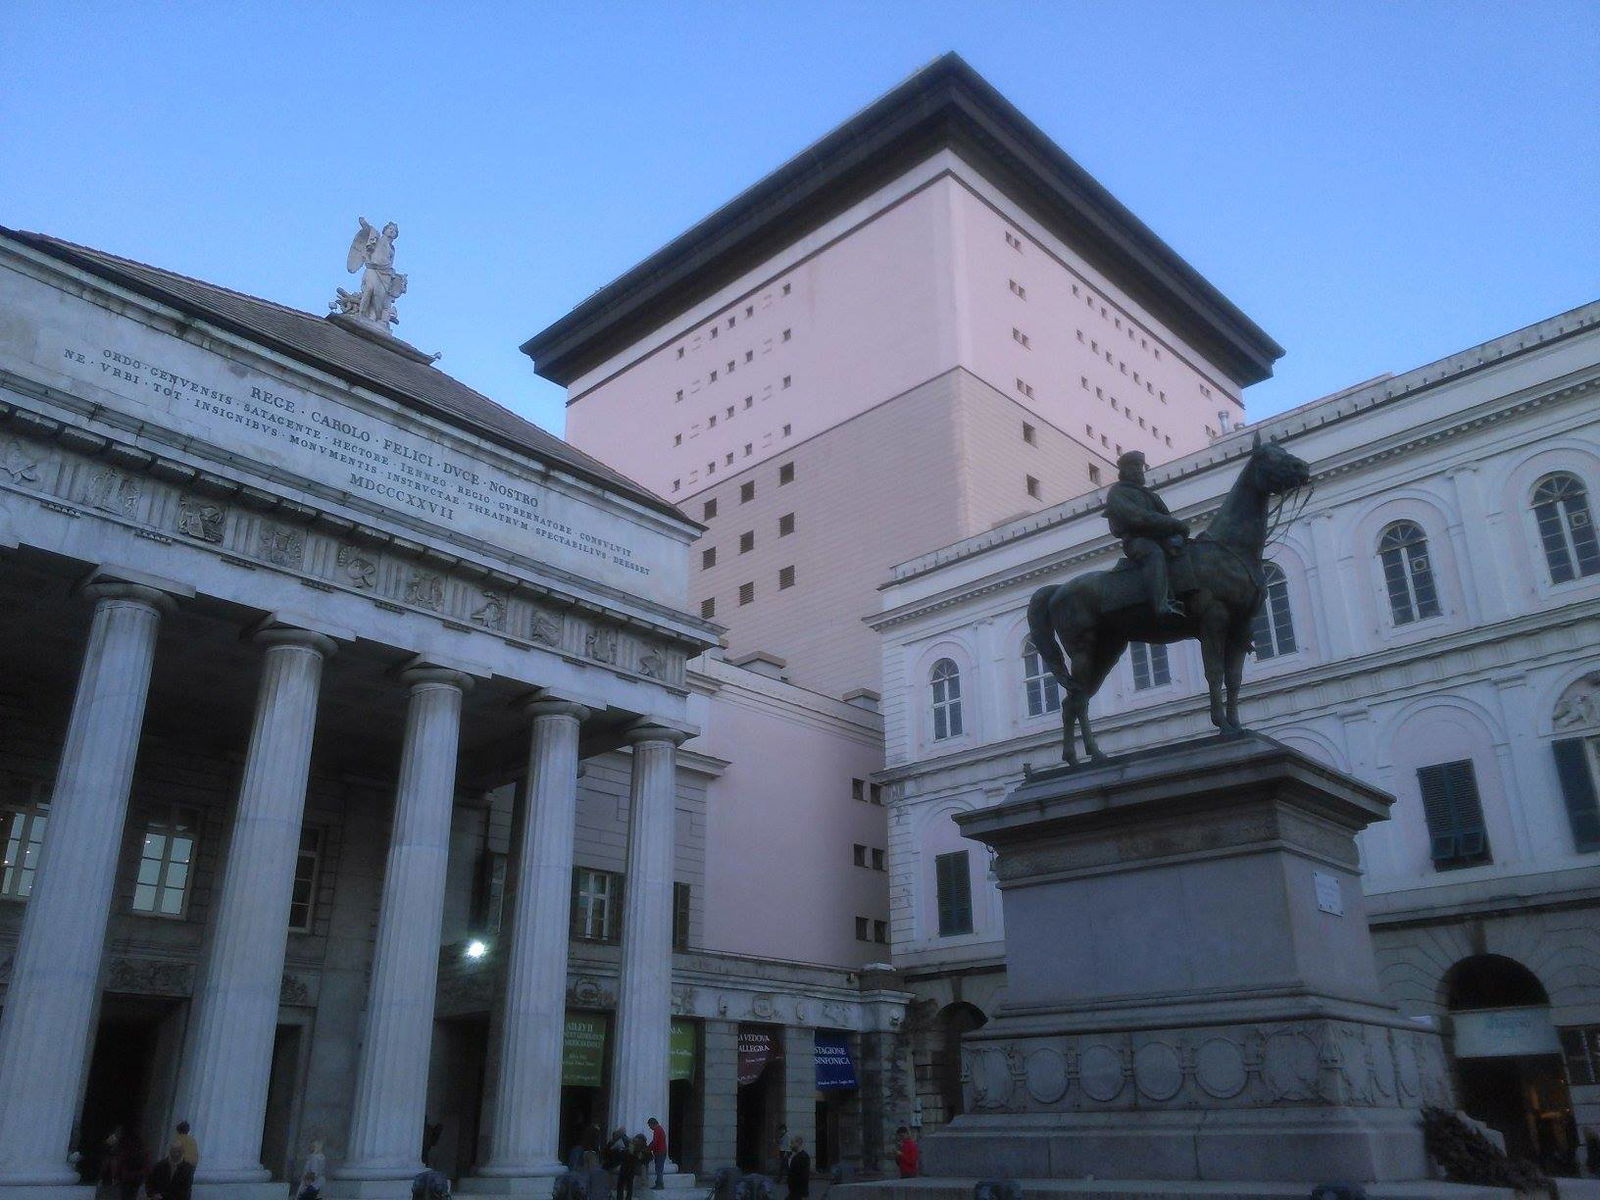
[670,1019,696,1082]
[563,1013,608,1087]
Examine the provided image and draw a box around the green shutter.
[1417,760,1490,868]
[1553,739,1600,852]
[936,851,972,937]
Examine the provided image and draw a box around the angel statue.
[330,217,406,329]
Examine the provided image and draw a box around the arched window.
[1532,473,1599,584]
[1378,521,1441,625]
[930,659,963,740]
[1022,637,1061,716]
[1250,563,1298,660]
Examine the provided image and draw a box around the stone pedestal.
[922,734,1454,1187]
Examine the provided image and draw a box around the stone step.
[834,1179,1517,1200]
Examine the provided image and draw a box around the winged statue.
[330,218,406,329]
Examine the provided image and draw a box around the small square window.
[739,531,754,553]
[851,779,865,801]
[673,434,681,446]
[708,415,716,427]
[701,597,715,619]
[778,565,795,589]
[855,916,869,941]
[1022,422,1036,445]
[710,326,718,340]
[707,461,716,474]
[709,370,718,382]
[727,316,736,329]
[743,396,753,409]
[782,282,792,295]
[740,481,755,503]
[745,350,753,363]
[702,547,716,569]
[739,581,754,606]
[871,847,885,871]
[677,347,685,359]
[725,453,734,465]
[782,424,792,437]
[1012,328,1030,348]
[744,443,753,457]
[1009,279,1026,299]
[745,305,753,318]
[727,361,736,374]
[675,389,683,402]
[1089,464,1102,485]
[870,783,883,805]
[782,329,792,342]
[779,462,794,485]
[782,375,792,389]
[1026,476,1041,499]
[873,920,888,944]
[779,512,794,536]
[853,844,867,867]
[703,499,717,520]
[672,479,680,492]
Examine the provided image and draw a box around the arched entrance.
[910,1001,988,1133]
[1444,954,1577,1171]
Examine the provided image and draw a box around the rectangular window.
[1012,328,1030,349]
[871,847,885,871]
[1130,642,1171,690]
[1004,230,1021,250]
[853,844,867,868]
[782,329,792,342]
[288,826,322,932]
[782,376,792,389]
[1560,1025,1600,1086]
[701,547,716,569]
[739,581,754,606]
[1551,738,1600,852]
[778,565,795,590]
[724,453,734,466]
[673,881,691,951]
[782,282,791,295]
[0,791,49,901]
[1026,476,1040,499]
[709,370,718,383]
[740,481,755,504]
[1089,465,1102,485]
[851,778,865,802]
[709,326,718,340]
[703,499,717,520]
[700,597,715,619]
[739,531,754,554]
[708,414,717,427]
[571,867,622,943]
[743,396,753,409]
[873,920,888,944]
[935,850,973,936]
[132,805,200,917]
[778,462,795,485]
[671,480,680,492]
[1022,422,1036,445]
[855,916,869,941]
[782,424,792,437]
[778,513,795,536]
[673,434,682,446]
[1015,378,1034,399]
[745,350,754,363]
[870,782,883,805]
[1009,279,1026,299]
[1417,760,1492,870]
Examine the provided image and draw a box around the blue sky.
[3,2,1595,434]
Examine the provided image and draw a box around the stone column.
[697,1021,739,1172]
[333,666,470,1194]
[174,626,335,1192]
[0,581,170,1190]
[471,699,589,1191]
[610,725,689,1136]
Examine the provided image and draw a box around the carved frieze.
[471,589,508,631]
[404,569,444,611]
[258,525,306,569]
[530,609,563,647]
[87,467,140,516]
[0,440,42,484]
[748,993,776,1020]
[280,972,312,1006]
[106,955,193,996]
[337,544,378,589]
[585,626,618,665]
[567,976,611,1009]
[638,650,665,679]
[176,494,226,543]
[1555,672,1600,732]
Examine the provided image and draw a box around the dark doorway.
[260,1024,304,1181]
[735,1064,775,1173]
[560,1085,605,1167]
[933,1003,987,1124]
[77,995,186,1182]
[430,1017,489,1179]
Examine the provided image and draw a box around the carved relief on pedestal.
[967,1046,1014,1109]
[585,625,618,665]
[258,525,306,569]
[1076,1042,1125,1103]
[176,495,226,543]
[87,467,140,516]
[470,589,508,631]
[337,544,378,589]
[1024,1047,1070,1104]
[1262,1026,1321,1102]
[404,569,444,611]
[530,608,563,648]
[0,440,42,484]
[1194,1036,1249,1099]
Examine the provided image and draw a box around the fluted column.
[334,666,470,1191]
[174,626,335,1187]
[610,724,689,1136]
[474,699,589,1187]
[0,582,170,1188]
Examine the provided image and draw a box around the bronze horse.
[1027,434,1312,764]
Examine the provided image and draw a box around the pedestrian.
[411,1165,451,1198]
[785,1136,810,1200]
[646,1117,667,1190]
[581,1149,612,1200]
[301,1137,328,1193]
[295,1166,323,1200]
[145,1145,191,1200]
[99,1125,123,1196]
[113,1129,148,1200]
[894,1126,918,1178]
[616,1133,647,1200]
[172,1121,199,1170]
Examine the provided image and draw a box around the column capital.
[622,721,691,747]
[78,564,194,608]
[523,695,591,723]
[80,579,178,614]
[247,620,338,658]
[398,661,475,693]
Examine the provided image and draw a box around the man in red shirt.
[646,1117,667,1190]
[895,1126,919,1178]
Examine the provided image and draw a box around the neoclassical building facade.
[0,229,905,1199]
[869,301,1600,1162]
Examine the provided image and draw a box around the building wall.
[689,655,886,967]
[871,300,1600,1130]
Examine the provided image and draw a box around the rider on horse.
[1105,451,1189,617]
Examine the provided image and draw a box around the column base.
[0,1187,93,1200]
[191,1183,291,1200]
[458,1164,565,1195]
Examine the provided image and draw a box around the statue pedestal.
[924,734,1454,1186]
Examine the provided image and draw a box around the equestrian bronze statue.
[1027,434,1312,764]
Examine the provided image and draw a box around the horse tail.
[1027,584,1078,694]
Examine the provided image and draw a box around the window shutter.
[569,868,582,940]
[611,874,625,944]
[1417,760,1489,868]
[1552,739,1600,851]
[936,851,972,937]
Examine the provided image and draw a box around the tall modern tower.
[524,54,1282,699]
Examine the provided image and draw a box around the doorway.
[77,995,186,1181]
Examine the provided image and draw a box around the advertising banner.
[563,1013,608,1086]
[814,1034,858,1090]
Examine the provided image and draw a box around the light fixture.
[465,940,488,961]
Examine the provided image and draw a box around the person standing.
[785,1136,810,1200]
[646,1117,667,1190]
[616,1133,648,1200]
[894,1126,919,1179]
[113,1129,148,1200]
[144,1145,191,1200]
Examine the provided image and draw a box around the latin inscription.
[59,344,651,579]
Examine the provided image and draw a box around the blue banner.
[814,1034,857,1090]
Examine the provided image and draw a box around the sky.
[3,2,1596,436]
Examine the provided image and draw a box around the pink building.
[527,54,1281,700]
